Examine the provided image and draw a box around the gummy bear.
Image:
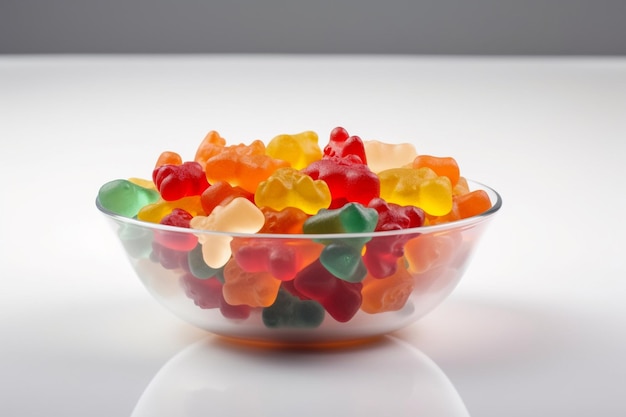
[187,244,223,280]
[150,241,191,271]
[303,203,378,283]
[323,126,368,164]
[292,259,363,323]
[155,151,183,168]
[319,243,368,283]
[128,177,156,190]
[360,259,415,314]
[97,179,160,218]
[456,189,492,219]
[412,155,460,187]
[137,195,205,224]
[153,161,210,201]
[259,206,310,235]
[180,273,250,319]
[222,258,281,308]
[204,140,290,193]
[254,167,331,215]
[189,197,266,268]
[378,167,452,216]
[154,208,198,251]
[363,140,417,173]
[200,180,254,215]
[404,233,460,274]
[303,202,379,238]
[302,156,380,209]
[426,187,492,225]
[262,289,325,328]
[363,198,424,278]
[194,130,227,169]
[231,237,323,281]
[265,131,323,170]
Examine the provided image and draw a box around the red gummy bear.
[150,241,191,271]
[232,238,322,281]
[363,198,425,278]
[153,161,210,201]
[302,156,380,209]
[324,126,368,164]
[154,208,198,251]
[291,259,363,322]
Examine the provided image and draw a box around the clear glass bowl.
[97,180,501,345]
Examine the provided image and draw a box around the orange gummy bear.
[222,258,281,307]
[204,140,290,193]
[456,189,492,219]
[194,130,227,169]
[361,259,415,314]
[155,151,183,168]
[259,206,310,234]
[412,155,460,187]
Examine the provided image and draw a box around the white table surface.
[1,54,625,417]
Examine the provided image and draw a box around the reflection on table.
[131,335,469,417]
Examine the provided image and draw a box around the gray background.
[2,0,626,55]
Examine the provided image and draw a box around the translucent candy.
[412,155,460,187]
[194,130,227,169]
[378,167,453,216]
[155,151,182,168]
[97,179,160,218]
[254,167,331,215]
[222,258,281,308]
[302,156,380,209]
[292,259,363,323]
[259,207,310,235]
[189,197,266,269]
[204,140,290,193]
[231,238,323,281]
[363,140,417,173]
[137,196,205,224]
[200,180,254,215]
[153,161,210,201]
[361,259,415,314]
[323,126,368,164]
[262,289,325,329]
[265,131,323,170]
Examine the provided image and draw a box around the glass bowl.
[96,180,501,345]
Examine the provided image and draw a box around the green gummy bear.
[188,244,223,281]
[319,243,368,283]
[262,289,325,329]
[97,179,160,218]
[303,202,378,246]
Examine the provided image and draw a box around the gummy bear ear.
[324,127,368,164]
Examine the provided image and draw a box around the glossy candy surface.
[96,127,500,344]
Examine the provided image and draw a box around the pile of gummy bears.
[98,127,492,328]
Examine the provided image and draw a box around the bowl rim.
[96,179,502,240]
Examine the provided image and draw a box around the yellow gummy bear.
[189,197,266,268]
[255,167,331,215]
[128,177,156,190]
[363,140,418,173]
[265,131,323,170]
[137,196,205,223]
[378,167,453,216]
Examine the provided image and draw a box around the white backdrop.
[1,55,625,416]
